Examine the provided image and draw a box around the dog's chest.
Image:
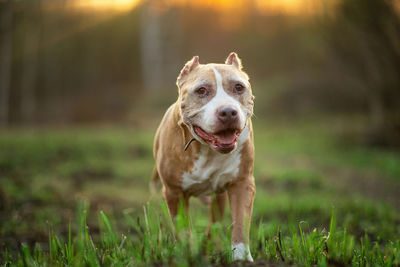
[181,146,242,196]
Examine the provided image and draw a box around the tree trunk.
[140,3,163,92]
[0,1,13,128]
[20,1,41,124]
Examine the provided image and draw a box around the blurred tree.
[140,3,182,93]
[38,0,67,123]
[140,3,163,91]
[0,1,13,127]
[329,0,400,146]
[20,0,41,124]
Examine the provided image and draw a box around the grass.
[2,202,400,266]
[1,117,400,266]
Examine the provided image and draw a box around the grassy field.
[1,117,400,266]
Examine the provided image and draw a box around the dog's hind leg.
[206,192,227,237]
[210,192,227,223]
[149,166,160,194]
[163,186,189,218]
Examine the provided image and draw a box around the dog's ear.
[225,52,242,70]
[177,56,199,88]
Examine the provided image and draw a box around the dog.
[152,52,255,261]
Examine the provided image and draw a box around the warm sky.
[67,0,142,11]
[66,0,325,15]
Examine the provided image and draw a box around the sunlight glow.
[256,0,321,15]
[68,0,323,15]
[68,0,142,11]
[154,0,318,14]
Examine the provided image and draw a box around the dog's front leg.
[227,177,255,261]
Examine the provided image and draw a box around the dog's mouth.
[193,126,241,154]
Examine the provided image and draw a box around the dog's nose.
[217,107,238,123]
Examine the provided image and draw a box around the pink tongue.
[216,132,237,145]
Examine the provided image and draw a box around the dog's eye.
[195,87,208,97]
[234,84,245,94]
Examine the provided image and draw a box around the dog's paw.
[232,243,253,262]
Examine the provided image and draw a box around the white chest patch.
[181,126,249,196]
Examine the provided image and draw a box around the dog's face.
[177,53,254,154]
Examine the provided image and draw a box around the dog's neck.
[174,102,200,153]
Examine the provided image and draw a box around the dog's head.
[177,52,254,154]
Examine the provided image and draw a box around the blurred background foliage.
[1,0,400,263]
[0,0,399,146]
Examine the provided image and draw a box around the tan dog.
[152,52,255,261]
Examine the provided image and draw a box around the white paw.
[231,243,253,262]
